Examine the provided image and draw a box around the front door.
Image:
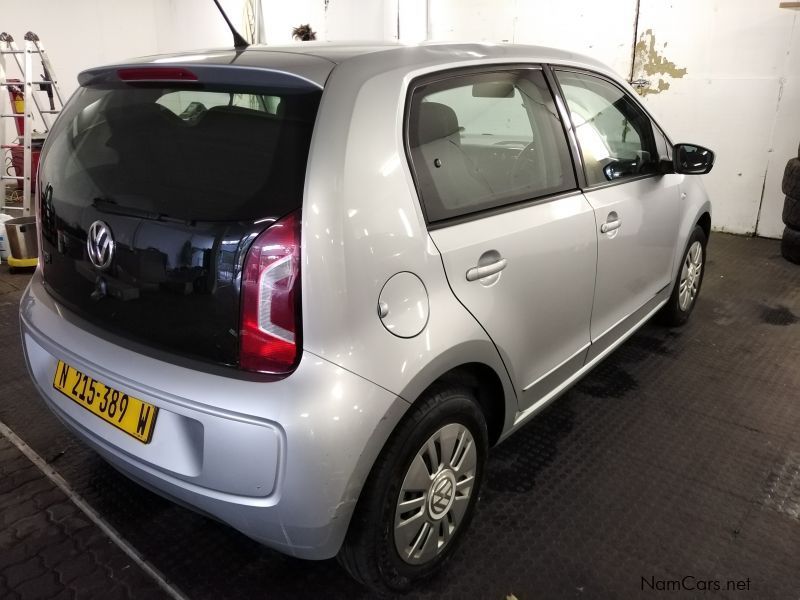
[555,70,683,344]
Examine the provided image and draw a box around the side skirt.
[503,285,670,441]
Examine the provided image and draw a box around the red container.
[9,145,41,192]
[6,79,25,137]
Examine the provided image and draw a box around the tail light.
[239,210,302,374]
[117,67,198,82]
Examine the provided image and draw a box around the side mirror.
[603,158,638,181]
[673,143,715,175]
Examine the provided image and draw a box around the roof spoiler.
[212,0,249,50]
[77,63,323,90]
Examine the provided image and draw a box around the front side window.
[407,69,576,223]
[556,71,658,186]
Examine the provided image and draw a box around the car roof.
[84,42,616,90]
[250,41,603,64]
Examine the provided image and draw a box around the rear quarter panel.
[300,54,518,428]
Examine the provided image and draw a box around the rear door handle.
[600,220,621,233]
[466,258,508,282]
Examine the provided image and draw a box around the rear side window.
[42,85,321,221]
[406,69,575,224]
[555,71,658,186]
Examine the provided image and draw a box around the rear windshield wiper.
[92,198,191,224]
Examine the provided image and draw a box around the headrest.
[416,102,460,145]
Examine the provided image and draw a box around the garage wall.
[260,0,399,44]
[153,0,250,55]
[428,0,639,80]
[428,0,800,237]
[264,0,795,234]
[752,7,800,238]
[1,0,394,115]
[3,0,157,102]
[632,1,800,237]
[4,0,798,237]
[1,0,251,100]
[1,0,396,149]
[1,0,246,147]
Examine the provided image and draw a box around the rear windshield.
[42,84,321,221]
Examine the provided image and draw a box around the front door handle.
[466,258,508,282]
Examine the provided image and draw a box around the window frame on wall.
[403,64,581,229]
[548,66,674,192]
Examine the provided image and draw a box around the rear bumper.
[20,271,409,559]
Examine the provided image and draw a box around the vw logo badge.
[428,470,457,519]
[87,221,115,270]
[432,479,452,511]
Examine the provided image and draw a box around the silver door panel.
[507,285,670,441]
[429,193,597,411]
[583,175,682,341]
[585,283,671,364]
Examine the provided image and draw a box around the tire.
[783,158,800,199]
[659,225,708,327]
[782,226,800,265]
[783,195,800,229]
[338,384,488,595]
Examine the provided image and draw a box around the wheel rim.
[678,240,703,311]
[394,423,477,565]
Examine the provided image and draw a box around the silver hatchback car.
[21,42,713,592]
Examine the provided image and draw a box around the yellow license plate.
[52,360,158,444]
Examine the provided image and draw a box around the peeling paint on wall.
[632,29,687,96]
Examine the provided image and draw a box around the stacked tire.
[781,152,800,265]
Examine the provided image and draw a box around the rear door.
[554,70,683,348]
[406,67,597,411]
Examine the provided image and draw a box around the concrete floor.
[1,232,799,599]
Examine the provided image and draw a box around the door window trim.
[425,189,585,231]
[403,63,581,229]
[547,65,672,193]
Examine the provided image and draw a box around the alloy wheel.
[679,240,703,311]
[393,423,478,565]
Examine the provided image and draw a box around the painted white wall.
[325,0,398,41]
[755,9,800,238]
[1,0,245,143]
[429,0,800,237]
[634,1,800,236]
[3,0,157,102]
[153,0,248,55]
[429,0,638,78]
[4,0,798,236]
[399,0,428,43]
[260,0,326,44]
[260,0,399,44]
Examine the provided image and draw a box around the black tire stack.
[781,150,800,264]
